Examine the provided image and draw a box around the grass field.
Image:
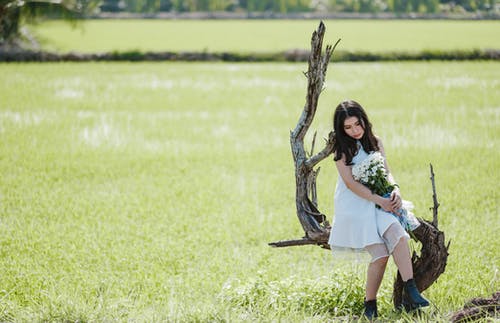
[30,19,500,53]
[0,61,499,321]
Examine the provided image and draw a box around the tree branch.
[305,131,335,169]
[291,22,339,144]
[269,237,324,248]
[430,163,440,228]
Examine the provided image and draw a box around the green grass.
[30,19,500,53]
[0,61,499,321]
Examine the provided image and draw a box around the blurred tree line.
[1,0,100,45]
[101,0,496,14]
[0,0,497,47]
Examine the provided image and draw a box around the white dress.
[328,144,408,253]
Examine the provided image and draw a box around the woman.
[328,100,429,319]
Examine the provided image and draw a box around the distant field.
[0,61,499,321]
[30,19,500,53]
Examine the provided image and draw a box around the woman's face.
[343,116,364,140]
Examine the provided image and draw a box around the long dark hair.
[332,100,379,165]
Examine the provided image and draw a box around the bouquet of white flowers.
[352,151,420,232]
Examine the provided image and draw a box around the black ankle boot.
[364,299,378,320]
[402,278,430,310]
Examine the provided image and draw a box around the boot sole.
[400,301,430,312]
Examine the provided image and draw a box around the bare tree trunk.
[269,21,339,249]
[268,22,449,310]
[0,4,20,44]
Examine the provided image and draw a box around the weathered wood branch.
[286,21,339,240]
[290,25,339,147]
[268,236,330,248]
[305,131,335,169]
[451,292,500,322]
[430,163,440,228]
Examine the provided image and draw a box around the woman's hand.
[374,190,402,214]
[376,196,395,213]
[390,189,403,214]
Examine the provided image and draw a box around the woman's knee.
[371,255,389,266]
[384,223,409,254]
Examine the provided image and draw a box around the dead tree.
[267,21,339,249]
[268,21,449,310]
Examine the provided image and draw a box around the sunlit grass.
[0,61,499,321]
[29,19,500,53]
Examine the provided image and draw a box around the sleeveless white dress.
[328,143,408,253]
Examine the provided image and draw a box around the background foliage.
[100,0,496,14]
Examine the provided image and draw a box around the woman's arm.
[377,138,403,211]
[335,156,395,212]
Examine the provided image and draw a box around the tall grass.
[29,20,500,53]
[0,61,499,321]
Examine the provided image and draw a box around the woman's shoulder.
[374,135,384,148]
[373,135,386,155]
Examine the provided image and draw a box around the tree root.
[451,292,500,322]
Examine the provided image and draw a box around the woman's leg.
[363,245,389,319]
[365,256,389,300]
[384,223,429,309]
[383,223,413,281]
[392,237,413,281]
